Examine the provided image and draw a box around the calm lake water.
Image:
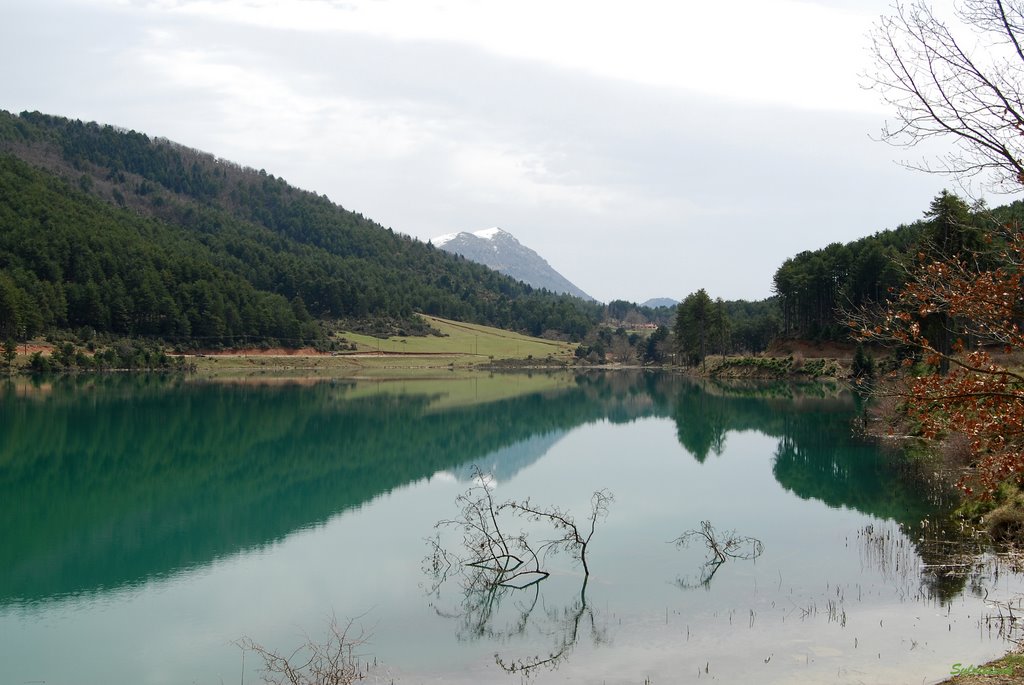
[1,371,1022,684]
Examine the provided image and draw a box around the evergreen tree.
[851,343,874,380]
[674,289,715,370]
[924,190,978,259]
[922,190,978,372]
[643,325,670,364]
[2,339,15,371]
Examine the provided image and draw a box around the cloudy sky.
[0,0,975,303]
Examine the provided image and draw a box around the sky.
[0,0,980,303]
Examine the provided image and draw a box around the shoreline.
[931,650,1024,684]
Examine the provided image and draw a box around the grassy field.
[182,316,577,378]
[181,321,580,410]
[5,316,577,379]
[340,316,577,362]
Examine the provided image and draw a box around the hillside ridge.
[0,110,603,345]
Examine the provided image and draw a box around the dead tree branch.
[672,520,764,589]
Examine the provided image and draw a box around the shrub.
[852,344,875,379]
[28,351,52,373]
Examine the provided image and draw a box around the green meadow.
[340,315,577,362]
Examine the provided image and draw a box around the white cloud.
[131,25,643,217]
[1,0,969,302]
[448,144,619,213]
[99,0,888,112]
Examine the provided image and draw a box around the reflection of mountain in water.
[449,431,568,483]
[0,373,947,606]
[0,375,628,605]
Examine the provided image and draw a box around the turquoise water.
[0,372,1018,684]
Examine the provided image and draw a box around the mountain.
[0,111,603,344]
[642,298,679,308]
[433,228,595,301]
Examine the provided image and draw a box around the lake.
[1,371,1021,684]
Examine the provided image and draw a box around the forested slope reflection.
[667,380,953,523]
[0,373,944,605]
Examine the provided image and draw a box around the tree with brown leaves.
[854,225,1024,497]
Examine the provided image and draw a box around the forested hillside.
[0,111,602,346]
[7,111,1019,357]
[771,191,1023,342]
[772,226,917,341]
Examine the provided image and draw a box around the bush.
[852,344,875,379]
[52,342,76,368]
[985,504,1024,543]
[28,351,52,373]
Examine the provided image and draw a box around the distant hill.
[642,297,679,308]
[0,111,603,344]
[433,227,595,301]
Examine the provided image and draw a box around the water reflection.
[0,372,957,609]
[424,469,612,676]
[672,520,765,590]
[2,370,1018,684]
[493,580,605,676]
[428,567,603,677]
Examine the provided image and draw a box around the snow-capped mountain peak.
[434,227,509,248]
[473,227,505,240]
[432,232,459,247]
[431,227,594,301]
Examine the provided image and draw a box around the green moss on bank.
[707,355,846,380]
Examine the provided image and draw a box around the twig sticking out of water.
[236,614,375,685]
[671,521,764,589]
[423,466,613,676]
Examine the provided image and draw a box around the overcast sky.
[0,0,979,303]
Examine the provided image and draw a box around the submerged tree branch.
[672,521,764,589]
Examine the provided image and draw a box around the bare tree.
[426,468,612,590]
[610,334,638,365]
[672,521,764,589]
[423,468,612,674]
[236,614,374,685]
[502,489,613,578]
[867,0,1024,192]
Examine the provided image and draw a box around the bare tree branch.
[850,222,1024,496]
[236,614,374,685]
[867,0,1024,192]
[672,521,764,589]
[423,467,612,675]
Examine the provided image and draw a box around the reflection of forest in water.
[0,371,961,606]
